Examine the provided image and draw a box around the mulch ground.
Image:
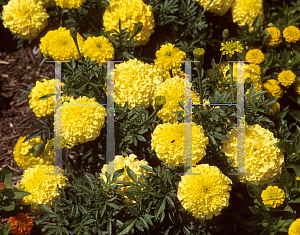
[0,46,55,226]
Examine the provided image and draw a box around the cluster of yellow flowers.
[177,164,232,220]
[111,58,164,110]
[152,76,200,123]
[265,26,282,47]
[261,186,285,208]
[99,154,152,206]
[221,123,285,186]
[2,0,49,40]
[151,122,209,166]
[263,79,283,99]
[40,27,84,61]
[103,0,155,47]
[54,0,86,9]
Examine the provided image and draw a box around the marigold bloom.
[289,218,300,235]
[151,122,209,166]
[231,0,264,28]
[7,213,33,235]
[152,76,200,123]
[18,165,68,214]
[266,27,282,47]
[263,79,283,99]
[82,36,114,66]
[39,27,84,61]
[154,43,186,72]
[28,78,70,118]
[220,41,243,57]
[245,49,265,64]
[221,124,285,186]
[296,176,300,181]
[100,154,152,205]
[2,0,49,40]
[283,26,300,43]
[61,96,106,146]
[177,164,232,220]
[295,80,300,95]
[54,0,86,9]
[261,186,285,208]
[264,101,280,116]
[109,58,164,110]
[278,70,296,87]
[223,63,261,82]
[103,0,155,46]
[13,136,54,171]
[193,0,234,16]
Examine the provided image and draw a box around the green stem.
[196,66,204,110]
[229,63,235,103]
[200,0,214,16]
[62,148,79,184]
[136,106,160,129]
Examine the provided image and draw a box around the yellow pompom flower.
[265,27,282,47]
[283,26,300,43]
[245,49,265,64]
[261,186,285,208]
[99,154,152,205]
[295,80,300,95]
[103,0,155,47]
[263,79,283,99]
[152,76,200,123]
[82,36,114,66]
[221,124,285,186]
[231,0,264,28]
[28,78,70,118]
[39,27,84,61]
[2,0,49,40]
[154,43,187,72]
[264,101,280,116]
[289,218,300,235]
[177,164,232,220]
[278,70,296,87]
[110,58,164,110]
[18,165,68,214]
[61,96,106,146]
[193,0,233,16]
[54,0,86,9]
[151,122,209,167]
[220,41,243,58]
[13,136,54,171]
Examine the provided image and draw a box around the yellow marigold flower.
[193,0,233,16]
[231,0,264,28]
[283,26,300,43]
[18,165,68,214]
[245,49,265,64]
[278,70,296,87]
[221,124,285,186]
[295,80,300,95]
[2,0,49,40]
[263,79,283,99]
[39,27,84,61]
[289,218,300,235]
[264,101,280,116]
[151,122,209,167]
[152,76,200,123]
[99,154,152,205]
[261,186,285,208]
[154,43,186,72]
[110,58,164,110]
[82,36,114,66]
[177,164,232,220]
[220,41,243,57]
[7,213,33,235]
[223,63,261,82]
[28,78,70,118]
[266,27,282,47]
[103,0,155,47]
[54,0,85,9]
[296,176,300,181]
[61,96,106,146]
[13,136,54,171]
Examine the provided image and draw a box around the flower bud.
[249,27,254,33]
[70,27,77,40]
[193,48,205,67]
[154,95,166,111]
[222,29,229,40]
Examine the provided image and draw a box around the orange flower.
[0,182,7,191]
[7,213,33,235]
